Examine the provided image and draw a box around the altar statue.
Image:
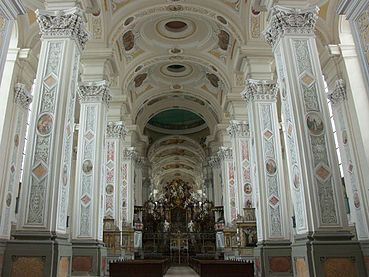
[163,220,170,232]
[187,220,195,232]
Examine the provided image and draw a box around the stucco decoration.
[264,6,319,47]
[37,7,89,50]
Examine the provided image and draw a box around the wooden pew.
[109,259,169,277]
[190,258,254,277]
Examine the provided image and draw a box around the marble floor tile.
[164,266,199,277]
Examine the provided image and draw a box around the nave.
[0,0,369,276]
[164,266,198,277]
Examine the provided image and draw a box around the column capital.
[135,156,146,169]
[217,147,233,161]
[14,83,32,109]
[241,79,278,103]
[37,7,89,50]
[208,155,221,168]
[328,79,347,105]
[123,147,137,160]
[228,120,250,138]
[263,5,319,47]
[106,121,127,139]
[78,80,111,105]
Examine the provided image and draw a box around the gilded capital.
[264,5,319,47]
[37,7,89,50]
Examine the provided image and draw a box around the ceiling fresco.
[147,109,205,131]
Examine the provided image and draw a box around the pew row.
[109,259,170,277]
[190,258,254,277]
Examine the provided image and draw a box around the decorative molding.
[0,0,26,19]
[217,147,232,161]
[14,83,32,109]
[227,120,250,138]
[328,79,347,105]
[37,7,89,50]
[263,5,319,47]
[78,80,111,105]
[106,121,127,139]
[241,79,278,103]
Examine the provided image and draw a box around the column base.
[360,240,369,275]
[292,232,366,277]
[0,240,7,275]
[72,240,107,277]
[3,233,72,277]
[254,240,292,277]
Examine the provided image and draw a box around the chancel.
[0,0,369,276]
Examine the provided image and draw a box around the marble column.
[121,147,137,227]
[121,147,137,257]
[0,84,31,273]
[337,0,369,91]
[242,79,292,276]
[264,6,365,276]
[72,80,111,276]
[3,7,88,277]
[203,161,214,203]
[328,80,369,254]
[0,84,31,238]
[133,157,144,253]
[209,155,225,253]
[228,120,253,213]
[105,121,127,229]
[209,156,222,208]
[217,147,236,227]
[0,0,25,88]
[0,1,26,239]
[134,157,144,207]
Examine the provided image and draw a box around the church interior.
[0,0,369,276]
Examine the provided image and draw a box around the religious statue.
[163,220,170,232]
[187,220,195,232]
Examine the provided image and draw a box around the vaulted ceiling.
[18,0,340,190]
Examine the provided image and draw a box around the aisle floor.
[164,266,199,277]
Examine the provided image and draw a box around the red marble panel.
[364,256,369,271]
[72,256,92,272]
[11,256,45,277]
[269,256,292,273]
[322,257,357,277]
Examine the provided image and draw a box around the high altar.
[139,179,217,262]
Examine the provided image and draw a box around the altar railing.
[142,232,216,254]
